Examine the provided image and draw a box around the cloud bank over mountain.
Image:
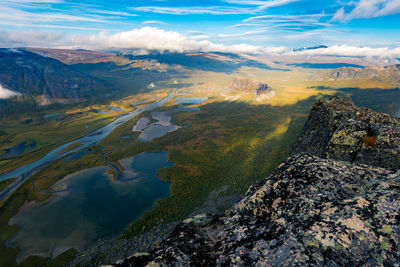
[0,27,399,59]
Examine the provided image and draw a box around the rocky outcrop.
[109,97,400,267]
[292,96,400,169]
[115,154,400,267]
[229,77,273,96]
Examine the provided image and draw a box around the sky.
[0,0,399,57]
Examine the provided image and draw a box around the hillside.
[28,48,115,65]
[111,97,400,266]
[0,48,110,105]
[312,65,400,85]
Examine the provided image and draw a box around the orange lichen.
[363,135,377,147]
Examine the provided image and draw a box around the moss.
[334,242,344,250]
[380,240,389,251]
[306,239,320,248]
[356,232,365,241]
[381,225,393,234]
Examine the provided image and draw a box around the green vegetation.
[0,178,15,192]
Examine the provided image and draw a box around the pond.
[174,97,208,105]
[44,113,64,120]
[108,106,123,112]
[64,149,92,162]
[132,107,200,142]
[0,141,37,159]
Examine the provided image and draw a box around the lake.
[7,152,172,263]
[132,107,200,142]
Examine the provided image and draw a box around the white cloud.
[0,28,399,60]
[217,30,266,38]
[142,20,166,25]
[0,6,108,24]
[0,27,268,54]
[132,1,302,15]
[0,84,20,99]
[79,27,271,54]
[223,0,301,9]
[0,29,67,47]
[0,1,137,31]
[2,0,62,3]
[132,6,254,15]
[332,0,400,21]
[332,7,346,21]
[244,14,328,22]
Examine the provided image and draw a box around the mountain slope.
[28,48,114,65]
[0,48,110,104]
[313,65,400,84]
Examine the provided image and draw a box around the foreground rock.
[110,97,400,266]
[116,154,399,266]
[292,96,400,169]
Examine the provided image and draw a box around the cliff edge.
[292,96,400,169]
[111,97,400,267]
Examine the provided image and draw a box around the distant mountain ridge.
[0,48,110,104]
[312,64,400,83]
[28,48,115,65]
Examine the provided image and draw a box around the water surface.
[174,97,208,105]
[0,92,176,201]
[132,107,200,142]
[108,106,123,112]
[8,152,172,262]
[132,118,150,132]
[64,149,91,162]
[0,141,37,159]
[44,113,64,120]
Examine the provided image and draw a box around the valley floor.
[0,59,399,266]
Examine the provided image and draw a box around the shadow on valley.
[123,52,289,73]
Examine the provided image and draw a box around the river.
[0,91,178,201]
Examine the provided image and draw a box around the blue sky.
[0,0,399,55]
